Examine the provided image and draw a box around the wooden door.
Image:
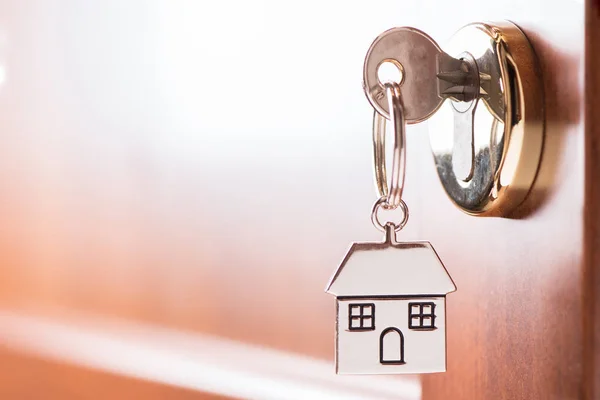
[0,1,589,399]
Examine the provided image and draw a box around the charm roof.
[325,241,456,297]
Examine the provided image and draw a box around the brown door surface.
[0,1,590,399]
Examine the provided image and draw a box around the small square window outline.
[348,303,376,331]
[408,302,437,330]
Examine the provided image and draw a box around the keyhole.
[377,59,405,86]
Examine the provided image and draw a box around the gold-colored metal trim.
[429,21,544,216]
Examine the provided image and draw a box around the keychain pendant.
[325,225,456,374]
[325,74,457,374]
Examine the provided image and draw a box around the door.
[0,1,589,399]
[380,328,405,364]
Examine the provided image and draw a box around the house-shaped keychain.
[325,238,456,374]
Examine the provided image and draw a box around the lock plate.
[428,22,544,216]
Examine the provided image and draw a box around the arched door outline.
[379,327,405,364]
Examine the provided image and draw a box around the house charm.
[325,232,456,374]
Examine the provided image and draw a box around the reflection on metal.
[429,22,544,216]
[363,22,544,217]
[363,27,480,124]
[372,83,407,208]
[325,237,456,374]
[363,27,446,123]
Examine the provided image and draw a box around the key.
[363,27,479,124]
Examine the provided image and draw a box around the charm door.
[380,328,405,364]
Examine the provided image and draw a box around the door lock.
[363,21,544,217]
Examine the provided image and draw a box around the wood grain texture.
[584,0,600,398]
[422,12,584,400]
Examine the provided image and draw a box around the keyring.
[373,81,406,209]
[371,196,409,232]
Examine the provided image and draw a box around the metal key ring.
[371,197,409,232]
[373,81,406,209]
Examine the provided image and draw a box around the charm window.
[348,303,375,331]
[408,302,436,329]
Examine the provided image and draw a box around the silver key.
[363,27,477,124]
